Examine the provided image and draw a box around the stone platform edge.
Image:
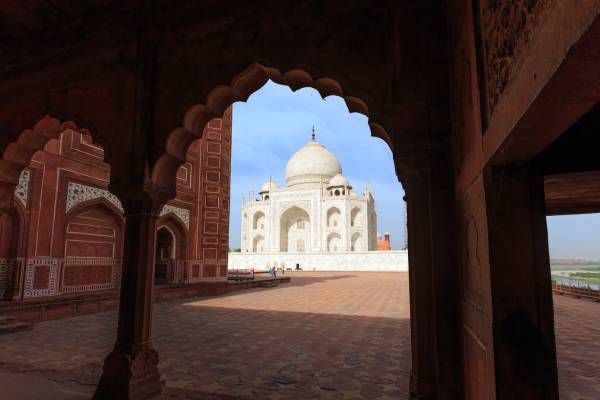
[0,277,291,322]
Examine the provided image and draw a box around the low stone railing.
[227,268,255,281]
[552,282,600,302]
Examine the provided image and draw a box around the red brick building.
[0,108,232,301]
[377,232,392,251]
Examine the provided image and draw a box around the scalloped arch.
[0,116,89,185]
[152,63,395,189]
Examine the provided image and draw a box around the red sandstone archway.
[0,116,110,209]
[151,63,398,191]
[156,216,187,284]
[62,200,124,294]
[64,198,125,258]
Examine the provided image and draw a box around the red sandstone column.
[404,178,437,399]
[484,165,559,399]
[94,189,163,400]
[403,156,462,400]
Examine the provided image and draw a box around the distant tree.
[229,247,241,252]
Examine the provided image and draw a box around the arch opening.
[279,206,310,252]
[327,207,341,228]
[253,211,266,230]
[327,232,342,252]
[155,227,175,285]
[151,63,399,192]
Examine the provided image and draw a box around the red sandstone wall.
[4,107,232,300]
[193,108,232,281]
[447,1,566,398]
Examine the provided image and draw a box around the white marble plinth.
[228,250,408,271]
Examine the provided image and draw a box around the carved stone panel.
[160,204,190,229]
[24,257,59,298]
[482,0,555,113]
[66,182,124,213]
[14,169,31,207]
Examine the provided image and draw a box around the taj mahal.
[228,130,408,271]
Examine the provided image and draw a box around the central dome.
[285,139,342,188]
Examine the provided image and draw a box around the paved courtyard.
[0,272,597,399]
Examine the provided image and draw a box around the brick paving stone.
[0,272,597,399]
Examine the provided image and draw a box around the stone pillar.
[93,189,164,400]
[0,184,17,300]
[484,165,559,399]
[0,210,15,300]
[403,156,461,400]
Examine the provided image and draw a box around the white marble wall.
[228,250,408,271]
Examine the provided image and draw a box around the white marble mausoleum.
[228,132,408,271]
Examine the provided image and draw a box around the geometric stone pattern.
[159,205,190,229]
[0,273,594,400]
[185,261,228,283]
[14,169,30,207]
[0,258,11,297]
[23,257,59,298]
[65,182,124,213]
[175,260,186,284]
[61,258,122,294]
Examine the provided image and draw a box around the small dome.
[260,180,279,193]
[328,173,350,188]
[285,139,342,188]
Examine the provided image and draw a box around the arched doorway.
[155,227,175,284]
[253,211,266,230]
[63,201,124,293]
[327,232,342,251]
[327,207,341,227]
[155,215,188,285]
[252,234,265,252]
[279,206,310,252]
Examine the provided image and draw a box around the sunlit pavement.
[0,272,596,399]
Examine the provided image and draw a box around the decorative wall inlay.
[160,204,190,229]
[175,260,186,284]
[14,169,31,207]
[0,258,13,297]
[483,0,555,112]
[24,257,59,298]
[66,182,124,213]
[61,258,121,293]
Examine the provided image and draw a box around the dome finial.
[311,126,316,141]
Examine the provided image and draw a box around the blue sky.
[229,80,599,260]
[547,214,600,260]
[229,80,405,249]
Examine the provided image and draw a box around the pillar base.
[409,371,436,400]
[93,347,162,400]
